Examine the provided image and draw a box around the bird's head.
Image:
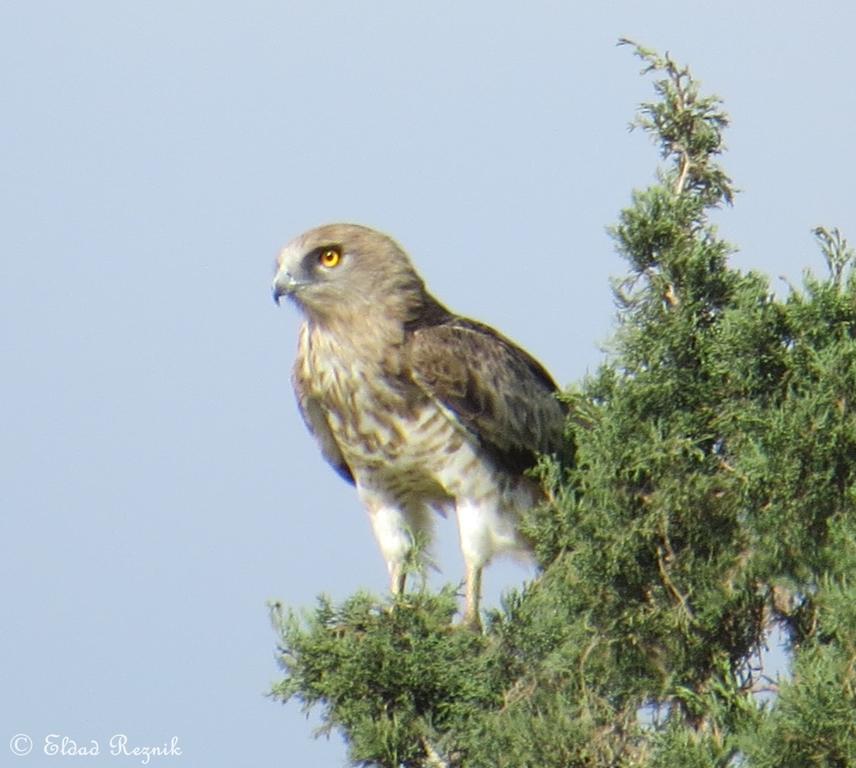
[272,223,427,327]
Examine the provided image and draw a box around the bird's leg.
[363,498,415,602]
[389,561,407,596]
[463,562,483,631]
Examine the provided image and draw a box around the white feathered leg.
[455,483,537,630]
[358,484,434,596]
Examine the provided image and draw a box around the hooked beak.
[272,269,303,306]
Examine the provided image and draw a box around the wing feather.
[407,317,567,473]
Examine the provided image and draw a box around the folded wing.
[407,318,567,474]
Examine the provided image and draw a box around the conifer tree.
[271,43,856,767]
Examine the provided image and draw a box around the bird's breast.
[298,327,536,526]
[302,331,468,473]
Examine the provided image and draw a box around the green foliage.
[270,589,501,767]
[271,43,856,766]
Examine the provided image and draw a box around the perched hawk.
[273,224,567,628]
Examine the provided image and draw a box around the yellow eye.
[319,248,341,268]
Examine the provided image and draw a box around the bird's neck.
[305,289,450,353]
[402,292,454,332]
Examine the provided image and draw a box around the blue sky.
[3,2,855,766]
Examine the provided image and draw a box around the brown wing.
[407,317,567,474]
[292,362,355,486]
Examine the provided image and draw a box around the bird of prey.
[272,223,567,628]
